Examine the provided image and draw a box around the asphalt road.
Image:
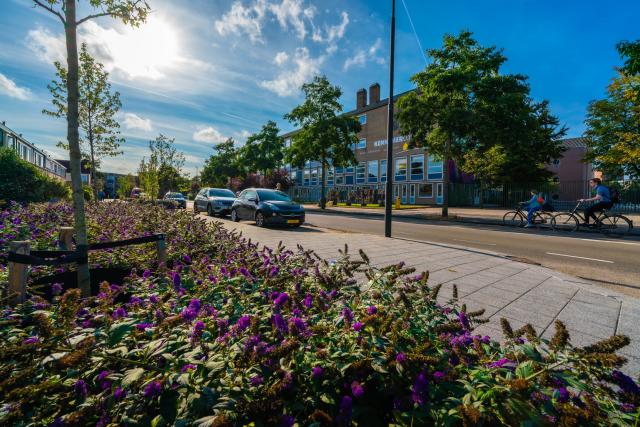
[302,211,640,290]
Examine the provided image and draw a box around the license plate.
[287,219,300,224]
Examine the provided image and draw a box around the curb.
[304,206,640,236]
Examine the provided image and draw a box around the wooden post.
[156,235,167,268]
[8,241,30,305]
[59,227,75,250]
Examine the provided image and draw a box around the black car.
[231,188,304,227]
[163,192,186,208]
[194,188,236,216]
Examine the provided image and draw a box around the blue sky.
[0,0,638,175]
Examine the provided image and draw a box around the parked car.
[194,188,237,216]
[130,187,142,198]
[231,188,304,227]
[163,191,186,209]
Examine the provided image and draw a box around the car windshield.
[209,189,235,198]
[257,190,292,202]
[166,193,184,198]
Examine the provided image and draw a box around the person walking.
[521,189,544,228]
[579,178,613,226]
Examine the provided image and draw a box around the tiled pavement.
[213,217,640,375]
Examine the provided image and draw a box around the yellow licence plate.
[287,219,300,224]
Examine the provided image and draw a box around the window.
[427,155,443,180]
[303,169,310,186]
[327,167,334,186]
[380,159,387,183]
[335,166,344,174]
[395,157,407,182]
[418,183,433,198]
[335,175,345,185]
[367,160,378,183]
[552,159,561,166]
[358,114,367,125]
[410,155,424,181]
[357,138,366,149]
[310,168,319,186]
[257,190,291,202]
[209,189,235,197]
[345,175,354,185]
[345,165,354,174]
[356,162,366,184]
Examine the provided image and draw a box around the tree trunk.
[442,137,451,217]
[88,116,98,201]
[65,0,91,297]
[320,155,327,209]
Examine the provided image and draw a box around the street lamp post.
[384,0,396,238]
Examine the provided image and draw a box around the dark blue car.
[231,188,305,227]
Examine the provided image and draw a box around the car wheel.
[231,209,239,222]
[207,204,215,217]
[255,212,266,227]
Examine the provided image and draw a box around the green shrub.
[0,147,69,206]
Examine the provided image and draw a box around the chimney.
[356,88,367,110]
[369,83,380,104]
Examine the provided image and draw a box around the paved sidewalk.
[214,216,640,375]
[303,204,640,234]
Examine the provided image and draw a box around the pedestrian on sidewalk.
[521,189,544,228]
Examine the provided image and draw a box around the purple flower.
[142,269,152,279]
[182,254,192,264]
[149,295,159,304]
[240,267,253,279]
[458,311,470,330]
[52,283,63,295]
[351,381,364,398]
[74,379,88,398]
[135,323,153,331]
[250,375,264,387]
[172,272,181,288]
[289,317,308,334]
[143,381,162,398]
[274,292,289,307]
[129,296,143,306]
[181,364,196,373]
[432,371,445,382]
[342,307,354,322]
[487,358,511,369]
[272,313,289,334]
[311,366,324,378]
[411,372,429,405]
[367,306,378,315]
[97,370,110,382]
[395,352,406,364]
[280,415,295,427]
[612,370,640,395]
[98,370,111,390]
[23,336,39,345]
[114,387,127,401]
[621,403,636,413]
[303,294,313,309]
[352,322,363,332]
[269,266,279,277]
[336,396,353,425]
[192,320,206,337]
[112,307,128,319]
[554,387,570,403]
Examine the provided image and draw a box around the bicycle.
[551,201,633,236]
[502,204,554,229]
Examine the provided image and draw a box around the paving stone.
[493,305,556,328]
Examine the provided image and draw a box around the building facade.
[282,84,597,206]
[55,159,92,186]
[0,121,67,180]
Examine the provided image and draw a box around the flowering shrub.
[1,203,639,426]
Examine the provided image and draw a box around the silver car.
[194,188,237,216]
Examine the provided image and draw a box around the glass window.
[245,190,258,200]
[395,157,407,182]
[310,168,319,186]
[257,190,291,201]
[208,189,235,197]
[410,155,424,181]
[358,114,367,125]
[427,155,443,180]
[345,165,354,174]
[335,166,344,174]
[357,138,366,149]
[335,175,344,185]
[380,159,387,183]
[356,162,366,184]
[345,175,354,185]
[367,160,378,183]
[327,167,334,186]
[418,183,433,198]
[303,169,310,186]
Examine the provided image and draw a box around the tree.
[138,157,159,200]
[284,75,361,209]
[32,0,150,297]
[617,39,640,76]
[116,174,136,199]
[241,121,285,176]
[43,43,124,200]
[201,138,241,187]
[148,134,186,196]
[397,31,565,216]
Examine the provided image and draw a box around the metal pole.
[384,0,396,238]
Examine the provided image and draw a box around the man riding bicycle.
[578,178,613,226]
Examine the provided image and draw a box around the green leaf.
[151,415,165,427]
[515,361,534,378]
[108,322,134,346]
[320,394,335,404]
[122,367,145,387]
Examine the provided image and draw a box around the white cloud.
[313,11,349,44]
[268,0,315,40]
[260,47,323,97]
[193,126,227,143]
[0,73,31,100]
[274,51,289,65]
[344,38,385,70]
[26,27,66,64]
[122,113,153,132]
[214,0,267,44]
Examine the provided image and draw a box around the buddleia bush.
[0,203,638,426]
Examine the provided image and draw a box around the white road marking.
[577,238,640,246]
[546,252,614,263]
[452,239,497,246]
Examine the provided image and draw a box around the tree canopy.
[240,121,285,176]
[201,138,241,188]
[148,134,187,196]
[284,75,361,208]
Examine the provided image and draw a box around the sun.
[107,17,179,79]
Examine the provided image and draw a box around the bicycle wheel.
[552,213,579,232]
[599,214,633,236]
[503,211,524,227]
[534,211,554,230]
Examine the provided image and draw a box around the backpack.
[610,188,621,204]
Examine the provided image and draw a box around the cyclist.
[521,189,544,228]
[578,178,613,226]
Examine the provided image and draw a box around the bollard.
[8,241,30,305]
[395,197,401,209]
[58,227,74,250]
[156,235,167,268]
